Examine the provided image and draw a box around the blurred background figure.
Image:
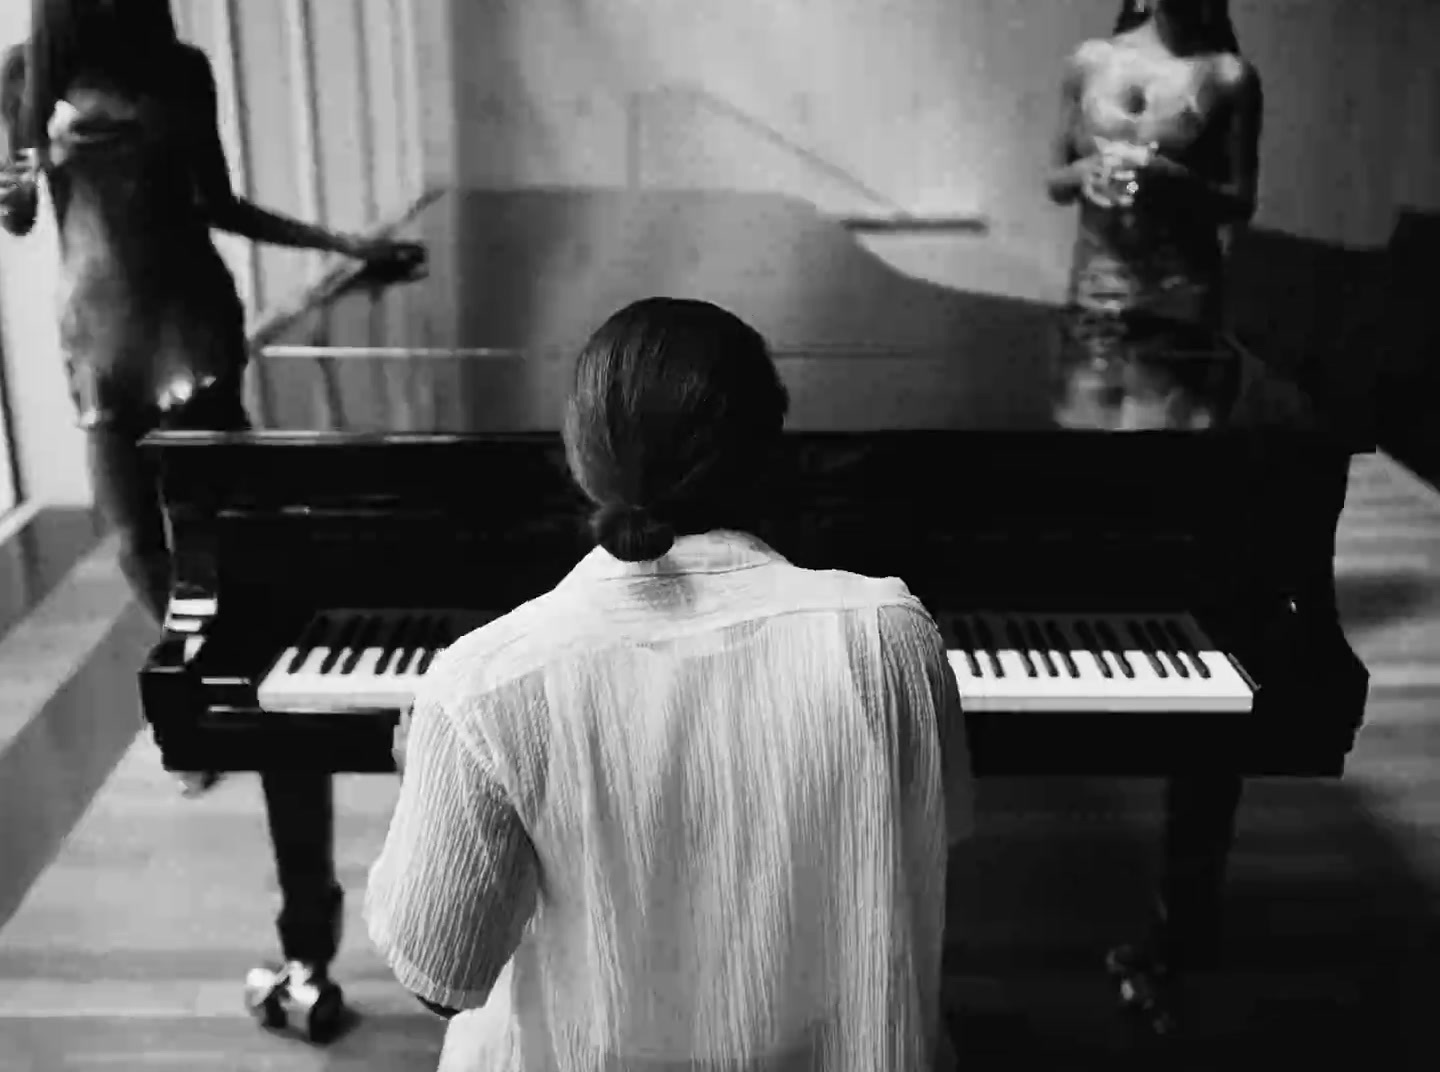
[0,0,423,1043]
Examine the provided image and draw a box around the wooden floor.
[2,452,1440,1069]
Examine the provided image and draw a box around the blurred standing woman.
[0,0,422,1042]
[1046,0,1263,1032]
[1048,0,1260,337]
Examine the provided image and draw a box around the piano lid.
[257,186,1347,441]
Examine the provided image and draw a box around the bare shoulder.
[1071,37,1113,77]
[1212,53,1259,97]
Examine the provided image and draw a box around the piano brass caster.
[174,770,224,798]
[244,961,346,1044]
[1105,944,1178,1038]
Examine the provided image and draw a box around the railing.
[181,0,430,427]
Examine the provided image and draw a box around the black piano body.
[139,187,1369,780]
[139,423,1366,778]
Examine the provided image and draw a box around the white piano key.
[940,611,1253,714]
[257,609,495,713]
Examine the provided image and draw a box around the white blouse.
[365,529,972,1071]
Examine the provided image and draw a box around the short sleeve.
[879,603,974,846]
[364,698,540,1010]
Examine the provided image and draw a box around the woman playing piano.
[0,0,423,1042]
[366,298,973,1071]
[1047,0,1261,1031]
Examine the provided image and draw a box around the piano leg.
[246,771,349,1043]
[1108,774,1244,1035]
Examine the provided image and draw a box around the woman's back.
[372,532,966,1071]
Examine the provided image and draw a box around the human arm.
[881,603,973,849]
[1046,45,1109,207]
[1141,60,1262,225]
[181,46,424,269]
[0,45,38,237]
[365,694,540,1017]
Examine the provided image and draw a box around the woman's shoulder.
[1208,52,1258,95]
[780,563,929,619]
[1071,36,1117,74]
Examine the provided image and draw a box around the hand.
[0,160,38,230]
[345,236,428,282]
[1075,154,1117,208]
[0,157,37,206]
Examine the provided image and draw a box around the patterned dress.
[1055,44,1235,431]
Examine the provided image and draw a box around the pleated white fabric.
[365,530,972,1071]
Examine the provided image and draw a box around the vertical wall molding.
[215,0,275,424]
[214,0,260,312]
[283,0,325,228]
[353,2,380,224]
[394,0,426,202]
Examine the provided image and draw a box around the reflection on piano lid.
[256,609,495,713]
[939,611,1253,714]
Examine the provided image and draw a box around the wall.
[1,0,1437,503]
[447,0,1439,303]
[0,0,446,505]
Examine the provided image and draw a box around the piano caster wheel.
[1106,944,1178,1037]
[243,961,347,1044]
[174,770,224,798]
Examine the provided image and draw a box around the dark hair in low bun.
[564,297,790,562]
[594,502,676,563]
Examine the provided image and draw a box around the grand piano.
[139,186,1370,1026]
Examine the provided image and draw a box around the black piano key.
[286,615,330,674]
[1094,621,1136,679]
[396,616,432,675]
[411,616,445,675]
[1022,619,1056,677]
[1073,619,1115,679]
[1004,620,1038,677]
[339,614,381,675]
[1126,620,1168,678]
[318,614,362,675]
[950,617,984,677]
[1043,620,1080,679]
[1162,619,1212,679]
[416,616,449,675]
[1143,619,1189,678]
[970,616,1005,679]
[375,615,414,675]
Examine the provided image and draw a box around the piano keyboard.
[257,609,495,713]
[938,612,1253,713]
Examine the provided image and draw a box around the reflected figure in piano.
[1,0,423,1042]
[1047,0,1264,1029]
[1047,0,1260,432]
[365,298,972,1071]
